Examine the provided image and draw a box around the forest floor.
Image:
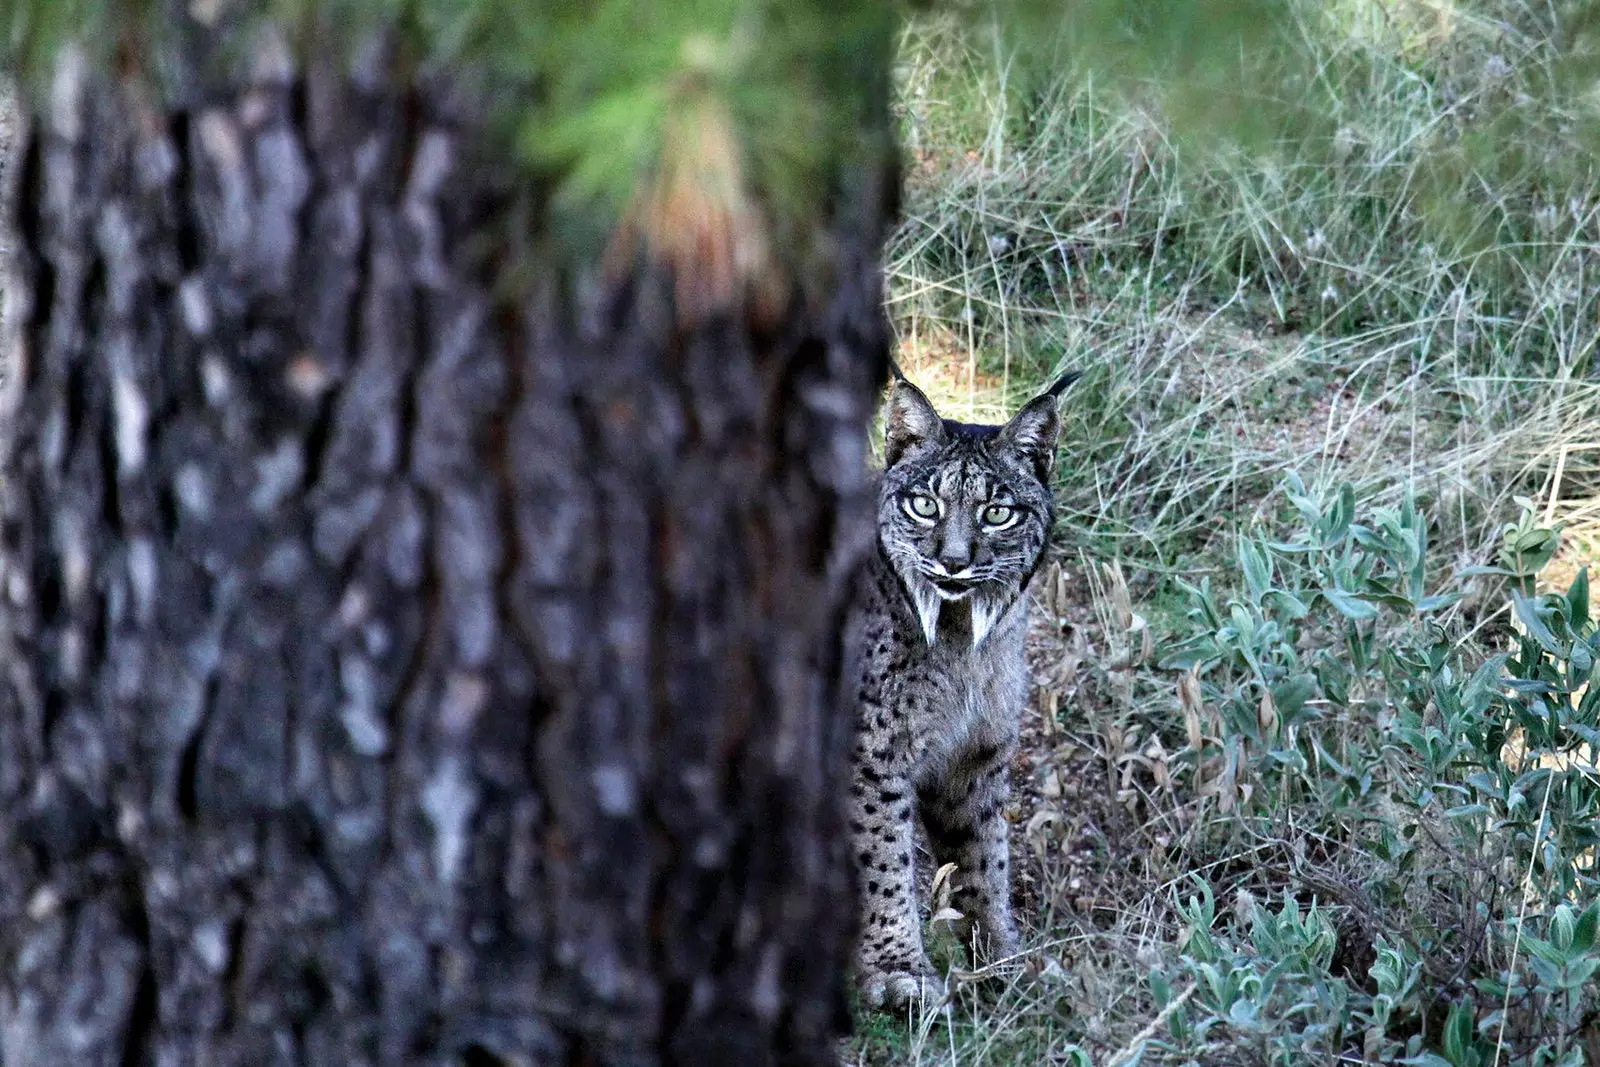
[846,6,1600,1064]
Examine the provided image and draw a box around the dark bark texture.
[0,14,895,1066]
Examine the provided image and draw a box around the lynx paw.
[858,967,948,1010]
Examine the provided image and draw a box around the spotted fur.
[848,374,1073,1008]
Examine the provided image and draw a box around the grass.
[850,2,1600,1064]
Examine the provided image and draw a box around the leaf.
[1111,1044,1145,1067]
[1417,593,1464,613]
[1572,900,1599,954]
[1283,471,1319,526]
[1238,538,1271,600]
[1466,770,1504,795]
[1551,904,1576,954]
[1516,527,1559,558]
[1576,690,1600,730]
[1462,653,1509,716]
[1569,640,1593,680]
[1443,1001,1473,1065]
[1229,603,1259,647]
[1352,525,1390,554]
[1568,567,1590,626]
[1177,577,1223,630]
[1322,483,1355,546]
[1310,737,1352,778]
[1266,748,1307,771]
[1456,565,1515,578]
[1363,592,1416,614]
[929,861,959,911]
[1444,803,1491,819]
[1322,587,1378,620]
[1157,646,1217,671]
[1271,673,1318,721]
[1410,511,1429,598]
[1407,1055,1455,1067]
[1513,593,1564,656]
[1265,540,1319,554]
[1263,589,1310,619]
[1562,957,1600,989]
[1523,934,1567,966]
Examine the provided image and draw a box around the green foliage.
[0,0,900,259]
[1160,473,1463,813]
[1470,500,1567,598]
[410,0,899,246]
[1149,475,1600,1064]
[1159,880,1354,1064]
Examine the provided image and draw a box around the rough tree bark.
[0,10,896,1066]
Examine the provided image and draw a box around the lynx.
[848,368,1077,1007]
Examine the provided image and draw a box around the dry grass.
[848,2,1600,1063]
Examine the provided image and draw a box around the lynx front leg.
[849,745,944,1008]
[919,742,1020,965]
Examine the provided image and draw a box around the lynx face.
[876,381,1060,648]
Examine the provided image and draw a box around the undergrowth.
[851,1,1600,1064]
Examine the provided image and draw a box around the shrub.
[1150,476,1600,1066]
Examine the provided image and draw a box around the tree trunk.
[0,13,895,1066]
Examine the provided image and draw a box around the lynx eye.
[904,494,940,521]
[981,503,1016,527]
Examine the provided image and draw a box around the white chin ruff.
[911,583,943,647]
[909,580,1007,650]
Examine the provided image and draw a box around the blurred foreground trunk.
[0,14,894,1066]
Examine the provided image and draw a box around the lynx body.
[848,372,1074,1007]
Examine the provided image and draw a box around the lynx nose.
[937,539,972,575]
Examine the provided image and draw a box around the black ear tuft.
[884,380,945,467]
[995,393,1062,483]
[1044,369,1084,398]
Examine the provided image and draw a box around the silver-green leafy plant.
[1153,474,1600,1064]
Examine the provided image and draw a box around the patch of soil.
[892,324,1022,425]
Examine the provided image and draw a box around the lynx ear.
[997,369,1081,481]
[884,380,945,467]
[995,393,1062,483]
